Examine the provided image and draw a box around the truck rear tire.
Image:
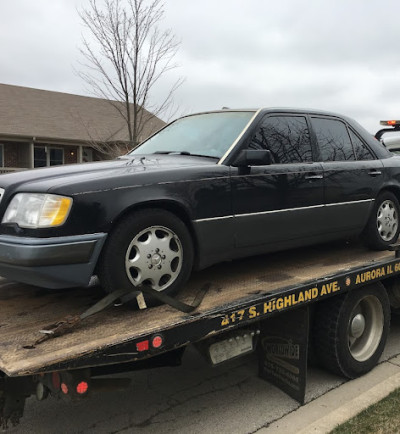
[312,283,390,378]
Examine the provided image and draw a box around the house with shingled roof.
[0,83,165,172]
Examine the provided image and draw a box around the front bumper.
[0,233,107,288]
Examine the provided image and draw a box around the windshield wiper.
[154,151,190,155]
[187,153,219,159]
[154,151,219,159]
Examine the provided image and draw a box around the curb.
[260,356,400,433]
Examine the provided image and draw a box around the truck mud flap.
[258,306,309,404]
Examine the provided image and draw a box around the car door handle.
[368,170,382,177]
[305,174,323,180]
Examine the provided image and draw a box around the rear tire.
[98,209,194,303]
[313,283,390,378]
[363,191,400,250]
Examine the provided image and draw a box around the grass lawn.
[331,388,400,433]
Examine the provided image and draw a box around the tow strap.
[34,283,209,346]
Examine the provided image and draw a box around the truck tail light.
[76,381,89,395]
[152,335,163,348]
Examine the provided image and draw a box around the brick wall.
[4,143,18,167]
[2,142,31,168]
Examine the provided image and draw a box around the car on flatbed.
[0,108,399,298]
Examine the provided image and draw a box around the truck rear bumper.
[0,233,107,288]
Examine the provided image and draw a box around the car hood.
[0,154,217,193]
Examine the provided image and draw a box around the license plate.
[209,331,255,365]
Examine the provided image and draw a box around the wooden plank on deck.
[0,241,391,376]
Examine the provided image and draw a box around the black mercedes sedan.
[0,108,398,298]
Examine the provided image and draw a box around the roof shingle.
[0,83,165,144]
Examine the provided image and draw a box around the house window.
[0,144,4,167]
[34,146,64,168]
[82,147,93,163]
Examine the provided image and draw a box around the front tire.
[98,209,194,301]
[363,191,400,250]
[313,283,390,378]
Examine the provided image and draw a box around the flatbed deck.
[0,241,396,377]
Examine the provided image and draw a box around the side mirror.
[233,149,272,167]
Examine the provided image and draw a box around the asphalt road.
[8,313,400,434]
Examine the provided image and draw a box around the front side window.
[130,111,255,159]
[312,117,355,161]
[248,115,313,164]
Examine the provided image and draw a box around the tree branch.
[78,0,180,148]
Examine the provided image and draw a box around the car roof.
[190,107,347,115]
[187,107,356,122]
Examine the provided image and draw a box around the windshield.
[130,111,255,159]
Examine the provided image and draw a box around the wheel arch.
[103,199,200,268]
[377,185,400,203]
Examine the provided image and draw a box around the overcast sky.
[1,0,400,133]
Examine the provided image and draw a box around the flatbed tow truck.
[2,240,400,429]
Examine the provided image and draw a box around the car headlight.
[2,193,73,228]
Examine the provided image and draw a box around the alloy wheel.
[125,225,183,292]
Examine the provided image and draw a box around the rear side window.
[349,129,375,160]
[312,117,355,161]
[248,116,313,164]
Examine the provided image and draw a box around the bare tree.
[78,0,182,154]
